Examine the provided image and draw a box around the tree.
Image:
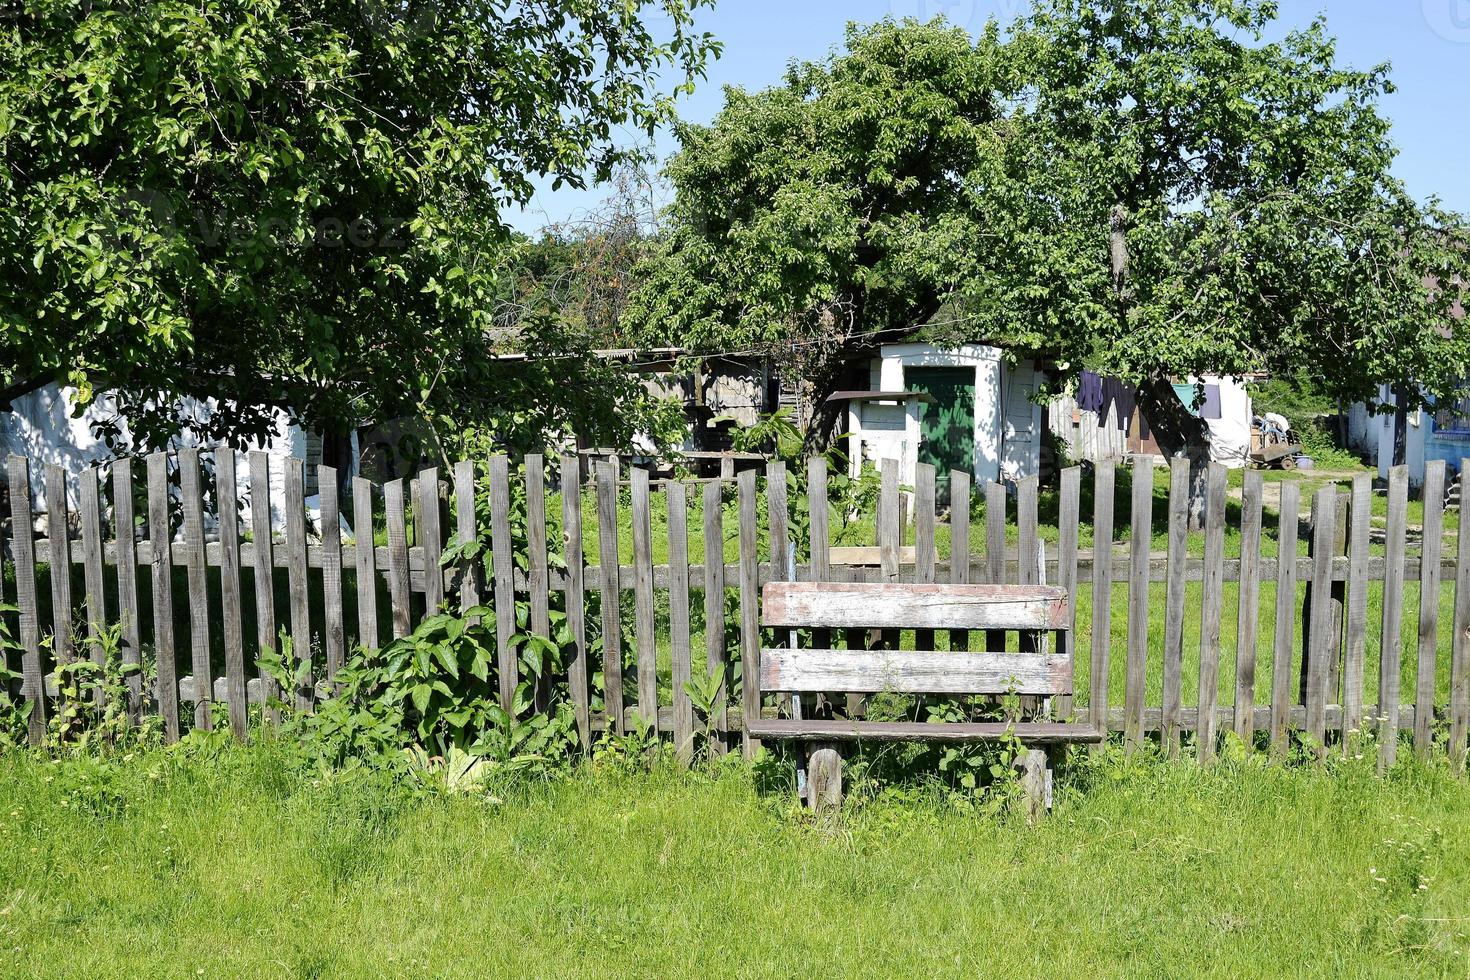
[626,4,1470,496]
[622,17,1011,445]
[0,0,719,459]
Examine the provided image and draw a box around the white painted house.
[839,343,1045,495]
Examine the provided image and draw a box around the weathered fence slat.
[1343,474,1372,749]
[9,456,45,742]
[879,460,900,584]
[112,459,142,723]
[1125,457,1153,753]
[385,479,412,640]
[1161,457,1190,755]
[1451,461,1470,771]
[78,467,107,666]
[950,469,972,655]
[418,468,444,613]
[1270,481,1301,758]
[914,464,937,653]
[353,477,380,649]
[146,452,180,742]
[1233,470,1264,744]
[283,458,313,712]
[985,479,1006,654]
[1306,484,1339,758]
[669,481,694,765]
[179,448,212,728]
[1378,466,1409,770]
[320,467,346,687]
[1055,467,1079,719]
[702,478,728,747]
[560,456,591,748]
[631,467,657,726]
[738,468,760,758]
[766,462,793,718]
[488,455,517,713]
[453,461,479,619]
[1416,460,1447,758]
[1197,462,1228,763]
[45,464,74,669]
[250,452,280,721]
[525,454,550,642]
[1089,460,1116,747]
[215,450,249,738]
[596,459,624,733]
[808,458,832,659]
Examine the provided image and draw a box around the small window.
[1433,391,1470,438]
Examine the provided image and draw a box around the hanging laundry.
[1077,371,1105,413]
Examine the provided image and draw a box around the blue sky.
[509,0,1470,232]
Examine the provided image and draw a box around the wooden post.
[452,461,479,618]
[1055,467,1080,719]
[596,460,624,733]
[112,459,143,724]
[1089,460,1116,748]
[418,468,444,613]
[320,466,346,689]
[950,469,973,656]
[146,452,180,742]
[44,464,74,670]
[1305,484,1339,759]
[77,467,107,684]
[1450,461,1470,771]
[1342,474,1372,752]
[1124,457,1153,753]
[807,744,842,814]
[384,478,412,640]
[985,480,1006,654]
[1269,482,1301,759]
[488,455,517,713]
[215,450,249,738]
[702,478,728,749]
[8,456,46,743]
[1233,470,1264,745]
[738,468,760,757]
[1415,460,1446,759]
[283,457,312,713]
[914,464,937,655]
[353,477,380,649]
[177,448,212,728]
[1378,467,1409,771]
[1196,463,1227,763]
[524,456,550,711]
[1161,456,1190,756]
[878,459,901,649]
[630,467,657,728]
[249,452,279,722]
[669,481,694,765]
[560,455,592,749]
[1016,747,1049,823]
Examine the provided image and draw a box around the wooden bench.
[747,581,1103,817]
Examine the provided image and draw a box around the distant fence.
[3,448,1469,770]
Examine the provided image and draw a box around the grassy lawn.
[2,742,1469,977]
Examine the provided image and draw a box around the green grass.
[3,742,1470,976]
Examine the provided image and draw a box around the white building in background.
[838,343,1045,495]
[0,382,351,534]
[1049,373,1255,469]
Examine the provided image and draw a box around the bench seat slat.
[760,649,1069,696]
[761,582,1068,631]
[746,719,1102,743]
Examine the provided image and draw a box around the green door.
[908,367,976,506]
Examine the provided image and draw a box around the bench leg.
[1016,748,1048,823]
[807,742,843,814]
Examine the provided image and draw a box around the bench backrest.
[759,582,1072,698]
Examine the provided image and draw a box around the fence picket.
[1306,484,1339,759]
[631,467,657,726]
[1197,463,1228,763]
[146,452,180,742]
[215,450,248,738]
[596,460,624,733]
[560,456,591,748]
[488,455,517,714]
[879,460,900,583]
[1055,467,1080,719]
[112,460,142,724]
[1125,457,1154,753]
[250,453,280,721]
[669,481,694,765]
[385,479,412,641]
[283,458,313,712]
[453,461,479,618]
[985,479,1006,653]
[78,468,107,673]
[178,448,212,729]
[320,467,346,688]
[8,456,45,743]
[948,470,973,656]
[1416,460,1447,759]
[418,468,444,613]
[525,456,551,710]
[1270,482,1301,758]
[1451,461,1470,771]
[44,464,74,670]
[1343,474,1372,751]
[1378,467,1409,770]
[808,457,831,660]
[1090,460,1116,745]
[1162,457,1189,756]
[915,464,938,655]
[702,479,728,747]
[1233,470,1264,745]
[738,468,760,758]
[353,478,380,650]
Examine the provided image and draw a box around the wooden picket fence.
[4,447,1469,771]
